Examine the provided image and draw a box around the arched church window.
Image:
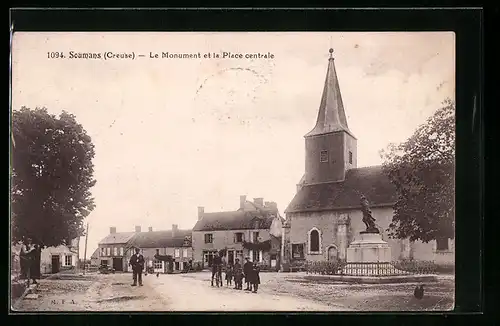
[309,229,320,253]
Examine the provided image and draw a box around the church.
[282,49,454,267]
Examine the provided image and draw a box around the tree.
[380,99,455,243]
[11,107,96,249]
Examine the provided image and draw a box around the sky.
[11,32,455,258]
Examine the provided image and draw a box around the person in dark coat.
[225,262,234,287]
[243,257,253,291]
[29,244,41,283]
[233,258,243,290]
[20,238,39,284]
[211,252,223,287]
[251,262,261,293]
[19,242,30,280]
[129,248,145,286]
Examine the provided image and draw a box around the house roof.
[90,248,99,259]
[98,232,136,245]
[127,230,192,249]
[285,165,397,213]
[193,210,276,232]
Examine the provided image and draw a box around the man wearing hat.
[243,256,253,291]
[129,247,145,286]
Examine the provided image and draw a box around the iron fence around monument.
[342,262,412,276]
[305,260,438,277]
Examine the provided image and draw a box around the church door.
[327,246,338,262]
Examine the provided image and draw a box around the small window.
[100,248,105,256]
[156,249,160,255]
[436,237,449,251]
[292,244,305,259]
[113,247,118,256]
[309,229,320,252]
[153,260,162,269]
[234,232,244,243]
[252,250,261,262]
[320,150,329,163]
[106,247,111,256]
[100,259,108,267]
[349,151,353,164]
[183,248,188,258]
[204,233,213,244]
[252,232,260,243]
[65,255,73,266]
[174,249,180,258]
[120,247,124,256]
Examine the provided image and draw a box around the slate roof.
[285,165,397,213]
[193,210,276,232]
[90,248,99,259]
[127,230,192,248]
[98,232,136,245]
[305,52,354,138]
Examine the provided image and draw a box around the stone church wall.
[287,206,454,265]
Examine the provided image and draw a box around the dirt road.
[148,272,341,311]
[13,272,341,311]
[13,271,452,312]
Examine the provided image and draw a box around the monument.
[346,195,392,266]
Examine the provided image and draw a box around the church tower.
[304,49,357,184]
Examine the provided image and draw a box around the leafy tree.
[380,99,455,243]
[11,107,96,249]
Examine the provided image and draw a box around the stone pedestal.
[346,232,392,263]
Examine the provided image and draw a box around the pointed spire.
[305,48,352,137]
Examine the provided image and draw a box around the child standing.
[251,262,261,293]
[233,258,243,290]
[225,263,234,287]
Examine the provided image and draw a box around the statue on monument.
[360,195,379,233]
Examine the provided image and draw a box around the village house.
[128,225,193,273]
[192,196,284,270]
[39,237,80,274]
[90,248,100,267]
[283,49,454,268]
[97,227,135,272]
[96,225,193,273]
[11,238,80,275]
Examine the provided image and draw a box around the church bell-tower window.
[349,151,353,164]
[320,150,329,163]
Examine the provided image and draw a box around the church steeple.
[303,49,357,185]
[305,48,352,137]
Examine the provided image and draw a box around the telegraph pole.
[83,223,89,275]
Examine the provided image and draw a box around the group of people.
[18,238,41,285]
[212,253,261,293]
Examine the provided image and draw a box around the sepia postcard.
[10,31,455,312]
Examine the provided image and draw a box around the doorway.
[51,255,60,274]
[327,246,338,262]
[113,258,123,271]
[227,250,234,265]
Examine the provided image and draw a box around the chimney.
[253,198,264,207]
[197,206,204,221]
[172,224,178,237]
[110,227,116,234]
[265,201,277,210]
[148,227,153,232]
[240,195,247,209]
[135,226,141,233]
